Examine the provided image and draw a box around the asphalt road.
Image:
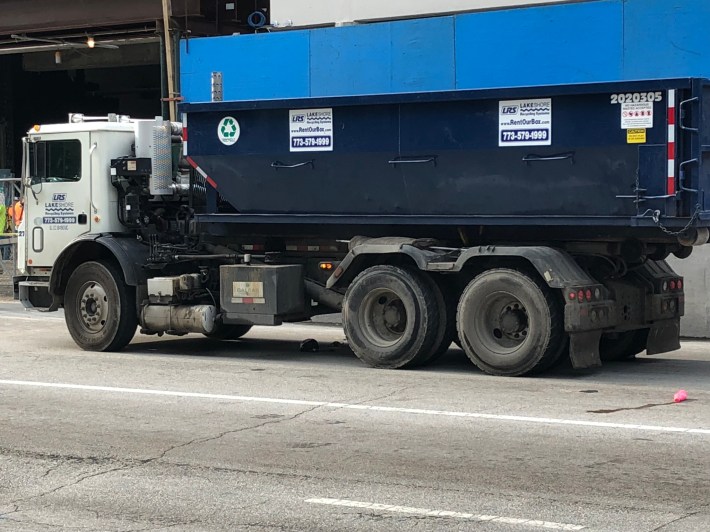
[0,301,708,531]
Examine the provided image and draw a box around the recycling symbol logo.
[217,116,241,146]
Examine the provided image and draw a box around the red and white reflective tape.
[242,244,265,252]
[185,156,218,189]
[667,90,676,196]
[181,113,188,157]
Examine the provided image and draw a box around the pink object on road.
[673,390,688,403]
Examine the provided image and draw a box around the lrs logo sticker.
[499,98,552,147]
[217,116,241,146]
[289,108,334,152]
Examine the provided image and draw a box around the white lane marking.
[306,498,585,530]
[0,315,39,322]
[0,379,708,436]
[0,313,63,322]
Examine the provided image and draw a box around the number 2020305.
[610,92,663,104]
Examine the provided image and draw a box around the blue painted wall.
[180,0,710,103]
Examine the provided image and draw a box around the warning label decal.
[499,99,552,147]
[627,129,647,144]
[621,102,653,130]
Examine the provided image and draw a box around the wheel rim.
[472,292,530,356]
[359,288,408,348]
[77,281,110,334]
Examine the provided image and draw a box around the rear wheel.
[64,261,137,351]
[343,265,440,369]
[420,276,457,364]
[600,329,649,361]
[204,323,253,340]
[457,268,564,376]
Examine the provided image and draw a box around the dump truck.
[13,75,710,376]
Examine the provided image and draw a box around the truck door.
[24,133,92,268]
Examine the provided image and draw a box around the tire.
[343,265,441,369]
[419,275,457,365]
[456,268,565,376]
[64,261,137,351]
[600,329,649,362]
[204,324,253,340]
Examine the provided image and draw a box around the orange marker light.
[319,262,334,271]
[33,125,41,132]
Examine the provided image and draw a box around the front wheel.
[457,268,565,376]
[64,261,137,351]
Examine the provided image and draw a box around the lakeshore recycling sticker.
[289,108,334,152]
[218,116,241,146]
[499,98,552,147]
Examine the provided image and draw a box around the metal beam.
[21,40,161,72]
[161,0,177,122]
[0,0,201,34]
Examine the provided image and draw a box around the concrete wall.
[669,249,710,339]
[269,0,583,27]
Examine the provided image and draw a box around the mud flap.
[646,319,681,356]
[569,330,603,369]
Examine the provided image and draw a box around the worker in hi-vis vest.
[8,197,23,232]
[0,200,6,235]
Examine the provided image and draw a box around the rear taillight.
[569,286,603,303]
[663,279,683,292]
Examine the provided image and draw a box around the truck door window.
[29,140,82,183]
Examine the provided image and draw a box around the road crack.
[150,403,326,462]
[648,511,701,532]
[3,401,325,516]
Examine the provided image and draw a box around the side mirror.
[29,140,47,185]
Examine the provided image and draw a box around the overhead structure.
[0,0,201,35]
[0,0,270,55]
[0,0,271,175]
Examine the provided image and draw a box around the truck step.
[18,280,53,310]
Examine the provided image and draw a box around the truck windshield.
[29,140,82,183]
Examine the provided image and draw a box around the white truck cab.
[17,114,172,306]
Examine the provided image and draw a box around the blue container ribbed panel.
[455,0,623,89]
[179,0,710,104]
[391,17,456,93]
[309,23,394,97]
[309,17,456,96]
[622,0,710,80]
[180,32,311,103]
